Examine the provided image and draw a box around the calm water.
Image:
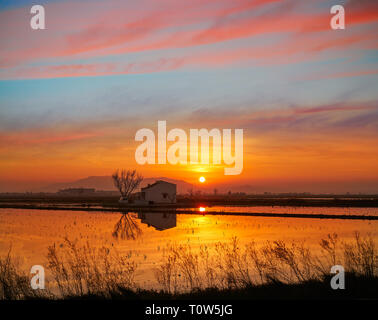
[0,207,377,290]
[179,206,378,216]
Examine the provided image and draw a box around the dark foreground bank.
[60,274,378,301]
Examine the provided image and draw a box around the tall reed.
[154,233,377,293]
[47,237,137,298]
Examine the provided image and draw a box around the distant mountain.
[43,176,194,194]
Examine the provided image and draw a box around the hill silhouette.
[43,176,194,194]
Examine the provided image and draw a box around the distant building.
[140,180,177,204]
[58,188,96,195]
[119,180,177,205]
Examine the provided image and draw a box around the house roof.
[141,180,176,191]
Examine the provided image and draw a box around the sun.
[199,176,206,183]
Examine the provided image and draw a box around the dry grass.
[154,232,378,293]
[0,248,48,300]
[46,238,137,298]
[0,232,377,299]
[343,232,376,277]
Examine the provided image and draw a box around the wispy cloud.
[0,0,377,79]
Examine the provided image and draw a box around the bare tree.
[112,169,143,198]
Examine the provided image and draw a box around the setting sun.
[199,176,206,183]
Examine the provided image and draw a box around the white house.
[140,180,177,204]
[119,180,177,205]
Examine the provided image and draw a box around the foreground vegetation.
[1,233,377,300]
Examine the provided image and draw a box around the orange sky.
[0,0,378,193]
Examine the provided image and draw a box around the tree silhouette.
[112,213,142,240]
[112,169,143,198]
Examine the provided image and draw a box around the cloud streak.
[0,0,377,79]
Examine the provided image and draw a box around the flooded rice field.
[0,207,377,291]
[179,206,378,216]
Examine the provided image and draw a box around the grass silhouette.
[1,232,377,300]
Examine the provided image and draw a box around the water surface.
[1,208,377,289]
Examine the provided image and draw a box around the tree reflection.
[112,212,142,240]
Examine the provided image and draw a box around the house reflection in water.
[137,212,177,231]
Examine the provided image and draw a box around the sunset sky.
[0,0,377,193]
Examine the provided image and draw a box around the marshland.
[0,200,377,300]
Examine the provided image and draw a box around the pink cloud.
[0,0,377,79]
[1,57,187,79]
[294,104,377,114]
[183,101,378,128]
[298,69,378,81]
[0,130,102,147]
